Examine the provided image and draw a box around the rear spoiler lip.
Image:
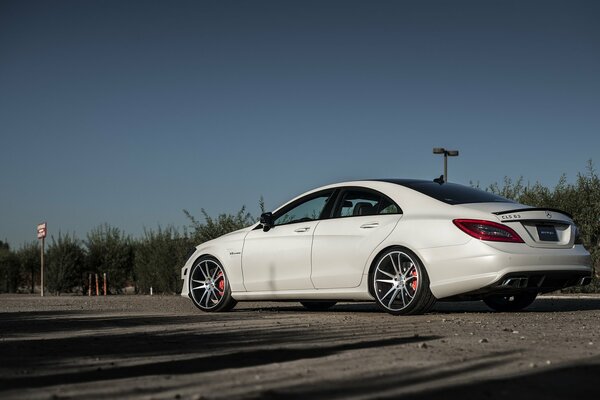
[492,207,573,219]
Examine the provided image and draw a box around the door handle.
[294,227,311,233]
[360,222,379,229]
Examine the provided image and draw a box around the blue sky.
[1,0,599,246]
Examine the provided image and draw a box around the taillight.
[453,219,524,243]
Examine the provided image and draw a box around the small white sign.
[37,222,47,239]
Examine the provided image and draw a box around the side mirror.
[260,212,274,232]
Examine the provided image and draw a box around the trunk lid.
[457,203,576,249]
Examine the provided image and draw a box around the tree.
[16,242,39,293]
[86,224,134,293]
[133,226,192,294]
[183,205,257,245]
[0,240,20,293]
[46,233,85,295]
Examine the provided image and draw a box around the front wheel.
[371,247,436,315]
[483,292,537,312]
[189,256,237,312]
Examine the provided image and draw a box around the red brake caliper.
[410,269,418,291]
[216,271,224,295]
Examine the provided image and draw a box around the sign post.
[37,222,47,296]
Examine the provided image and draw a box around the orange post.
[103,273,107,296]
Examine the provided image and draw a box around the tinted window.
[274,191,333,226]
[334,189,401,217]
[388,181,512,205]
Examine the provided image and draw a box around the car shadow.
[0,332,435,391]
[242,355,600,399]
[239,296,600,314]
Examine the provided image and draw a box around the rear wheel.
[371,247,436,315]
[483,292,537,312]
[300,301,337,311]
[189,256,237,312]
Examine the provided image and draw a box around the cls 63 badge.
[501,214,521,220]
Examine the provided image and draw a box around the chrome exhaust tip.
[501,277,529,288]
[578,276,592,286]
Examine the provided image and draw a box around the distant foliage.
[86,224,134,293]
[4,182,595,295]
[0,240,20,293]
[183,206,256,244]
[46,233,85,295]
[17,242,39,293]
[133,226,192,294]
[488,160,600,291]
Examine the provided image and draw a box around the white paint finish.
[180,180,593,307]
[311,214,402,288]
[241,221,319,291]
[232,286,373,301]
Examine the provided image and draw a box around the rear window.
[382,180,513,205]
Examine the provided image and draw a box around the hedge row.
[1,164,598,295]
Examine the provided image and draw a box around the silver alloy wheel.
[374,250,419,312]
[190,259,226,310]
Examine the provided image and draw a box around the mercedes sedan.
[181,179,592,315]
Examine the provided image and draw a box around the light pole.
[433,148,459,182]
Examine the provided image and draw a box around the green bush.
[16,242,40,293]
[133,227,192,294]
[0,240,20,293]
[86,224,134,293]
[46,233,85,295]
[184,205,256,244]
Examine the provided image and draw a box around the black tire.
[483,292,537,312]
[370,246,436,315]
[300,301,337,311]
[189,256,237,312]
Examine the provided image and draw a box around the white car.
[181,179,592,315]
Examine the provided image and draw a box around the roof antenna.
[433,174,445,184]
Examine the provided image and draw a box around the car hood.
[195,224,256,249]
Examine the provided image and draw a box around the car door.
[242,189,336,292]
[311,187,403,289]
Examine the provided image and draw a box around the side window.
[274,191,333,226]
[378,197,401,214]
[335,189,401,217]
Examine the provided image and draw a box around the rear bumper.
[419,240,592,299]
[442,270,592,300]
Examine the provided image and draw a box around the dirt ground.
[0,294,599,399]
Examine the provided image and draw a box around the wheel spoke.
[380,285,396,301]
[378,269,395,279]
[192,284,207,290]
[199,289,208,305]
[199,262,209,279]
[389,254,400,274]
[402,285,415,299]
[376,279,396,285]
[399,284,406,306]
[388,287,401,308]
